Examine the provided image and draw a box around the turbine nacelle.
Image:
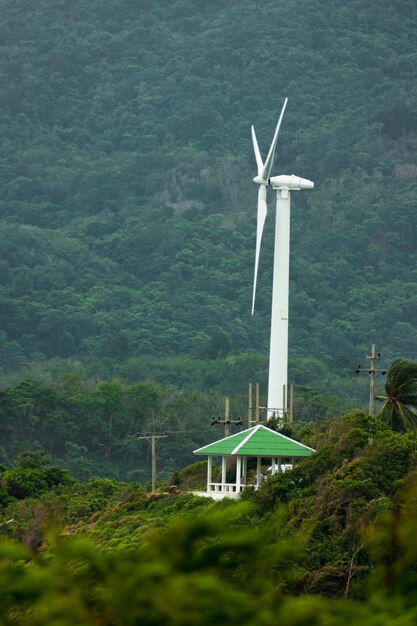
[253,174,314,190]
[269,174,314,190]
[250,98,314,316]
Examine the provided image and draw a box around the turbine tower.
[251,98,314,418]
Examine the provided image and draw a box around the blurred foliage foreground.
[1,411,417,623]
[1,489,417,625]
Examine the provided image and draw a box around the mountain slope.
[0,0,416,386]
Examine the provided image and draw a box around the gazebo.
[193,424,314,500]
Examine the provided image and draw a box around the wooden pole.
[369,343,376,417]
[137,432,168,492]
[248,383,253,427]
[225,396,230,436]
[151,435,156,492]
[355,344,387,417]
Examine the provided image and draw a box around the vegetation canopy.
[0,0,416,403]
[1,0,417,619]
[377,358,417,432]
[0,410,417,623]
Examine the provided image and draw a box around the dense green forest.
[0,0,416,405]
[2,2,417,619]
[0,375,347,481]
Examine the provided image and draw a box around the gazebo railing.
[208,482,250,493]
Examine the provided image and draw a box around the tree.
[376,359,417,432]
[198,331,232,360]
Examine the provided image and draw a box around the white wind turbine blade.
[251,125,264,177]
[251,185,267,314]
[261,97,288,181]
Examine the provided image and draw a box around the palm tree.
[376,359,417,432]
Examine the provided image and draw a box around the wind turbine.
[251,98,314,418]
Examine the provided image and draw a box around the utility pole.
[212,397,242,436]
[261,382,294,422]
[137,431,168,491]
[248,383,262,426]
[255,383,260,424]
[249,382,294,424]
[356,343,387,416]
[289,383,294,422]
[248,383,253,427]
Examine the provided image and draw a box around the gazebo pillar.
[242,457,247,487]
[221,456,227,489]
[256,457,262,488]
[236,456,242,492]
[207,456,213,492]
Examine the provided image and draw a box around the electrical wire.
[66,420,315,463]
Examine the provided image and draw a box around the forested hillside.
[0,374,348,481]
[1,0,417,399]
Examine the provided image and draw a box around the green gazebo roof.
[193,424,315,458]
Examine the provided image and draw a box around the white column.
[268,189,290,418]
[271,457,277,476]
[207,456,212,491]
[242,457,247,486]
[277,457,281,473]
[256,457,261,487]
[221,456,227,489]
[236,456,242,492]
